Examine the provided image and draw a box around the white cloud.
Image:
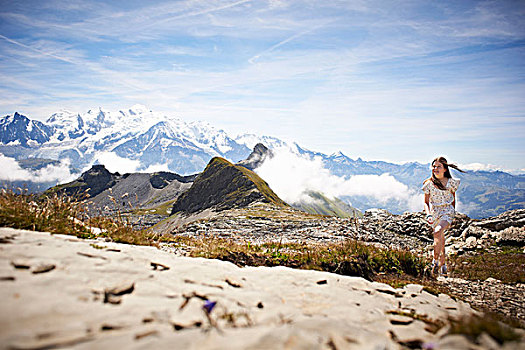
[142,163,171,173]
[460,163,501,172]
[255,147,421,211]
[0,154,76,183]
[0,155,33,181]
[459,163,525,175]
[95,152,141,173]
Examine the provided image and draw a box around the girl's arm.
[452,192,456,210]
[424,193,431,215]
[424,193,433,224]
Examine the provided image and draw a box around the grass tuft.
[449,250,525,284]
[0,188,156,246]
[169,235,426,281]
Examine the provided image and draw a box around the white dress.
[422,178,460,227]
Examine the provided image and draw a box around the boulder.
[496,226,525,247]
[471,209,525,231]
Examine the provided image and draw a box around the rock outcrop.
[47,164,118,198]
[360,209,472,241]
[359,208,525,253]
[236,142,273,171]
[46,165,197,218]
[456,209,525,250]
[171,157,287,214]
[3,228,522,349]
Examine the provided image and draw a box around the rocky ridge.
[49,164,118,198]
[171,157,287,215]
[47,165,197,215]
[169,207,524,253]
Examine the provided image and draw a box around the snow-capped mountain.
[0,112,52,146]
[0,105,250,175]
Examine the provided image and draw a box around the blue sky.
[0,0,524,171]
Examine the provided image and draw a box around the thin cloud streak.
[248,24,328,64]
[142,0,253,29]
[0,34,76,64]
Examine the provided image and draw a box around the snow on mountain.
[47,110,86,141]
[328,151,351,163]
[0,107,250,175]
[0,112,52,146]
[235,134,290,151]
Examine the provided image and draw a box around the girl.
[422,156,464,276]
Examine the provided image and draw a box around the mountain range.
[1,106,524,218]
[0,106,249,175]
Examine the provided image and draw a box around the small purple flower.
[422,342,436,350]
[203,300,217,314]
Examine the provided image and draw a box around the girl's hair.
[428,156,465,190]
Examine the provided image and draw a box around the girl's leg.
[440,235,446,266]
[433,220,450,266]
[432,225,442,275]
[433,229,441,262]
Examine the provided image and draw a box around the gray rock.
[236,143,274,171]
[438,334,475,349]
[471,209,525,231]
[32,263,56,274]
[496,226,525,247]
[465,236,477,249]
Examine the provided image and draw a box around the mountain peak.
[237,143,273,170]
[46,164,117,198]
[0,112,52,146]
[46,110,76,124]
[0,112,28,127]
[171,157,286,214]
[127,104,149,115]
[330,151,348,158]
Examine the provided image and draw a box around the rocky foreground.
[165,206,525,325]
[1,227,524,349]
[166,206,524,254]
